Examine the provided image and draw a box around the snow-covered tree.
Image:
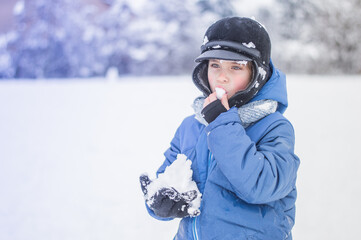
[273,0,361,74]
[98,0,210,76]
[197,0,237,17]
[2,0,263,78]
[8,0,71,78]
[0,32,16,78]
[126,0,205,75]
[62,3,107,77]
[5,0,106,78]
[308,0,361,73]
[96,0,139,75]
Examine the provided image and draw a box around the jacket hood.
[250,60,288,113]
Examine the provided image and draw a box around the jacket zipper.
[192,152,213,240]
[207,152,213,173]
[192,216,199,240]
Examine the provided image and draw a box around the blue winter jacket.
[146,63,300,240]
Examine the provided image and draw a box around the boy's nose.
[217,70,229,83]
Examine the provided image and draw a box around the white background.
[1,75,361,239]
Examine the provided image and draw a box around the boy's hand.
[201,92,230,123]
[148,187,197,218]
[139,174,199,218]
[203,92,229,110]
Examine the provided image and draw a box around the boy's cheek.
[208,79,215,92]
[209,80,223,94]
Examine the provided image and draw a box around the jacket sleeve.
[205,107,300,204]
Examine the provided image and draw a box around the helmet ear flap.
[192,61,212,97]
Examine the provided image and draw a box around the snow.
[237,60,248,66]
[242,42,256,48]
[258,67,267,80]
[215,87,226,99]
[13,1,24,16]
[105,67,119,81]
[144,154,201,217]
[0,54,11,71]
[1,75,361,240]
[202,36,209,46]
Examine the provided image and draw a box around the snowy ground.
[0,75,361,240]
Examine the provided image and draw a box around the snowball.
[145,154,202,217]
[242,42,256,48]
[215,87,226,100]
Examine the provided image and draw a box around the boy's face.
[207,59,252,99]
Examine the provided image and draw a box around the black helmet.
[192,17,272,107]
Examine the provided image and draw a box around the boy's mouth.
[215,87,227,99]
[215,86,227,92]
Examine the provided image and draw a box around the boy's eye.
[232,66,242,70]
[210,63,220,68]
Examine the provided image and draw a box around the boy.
[140,17,300,240]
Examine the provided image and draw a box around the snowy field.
[1,75,361,240]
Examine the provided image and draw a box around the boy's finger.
[221,94,230,110]
[139,174,151,195]
[209,92,217,102]
[203,92,218,108]
[181,190,198,203]
[203,97,210,108]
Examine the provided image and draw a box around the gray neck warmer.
[192,97,278,128]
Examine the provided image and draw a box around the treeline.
[0,0,360,79]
